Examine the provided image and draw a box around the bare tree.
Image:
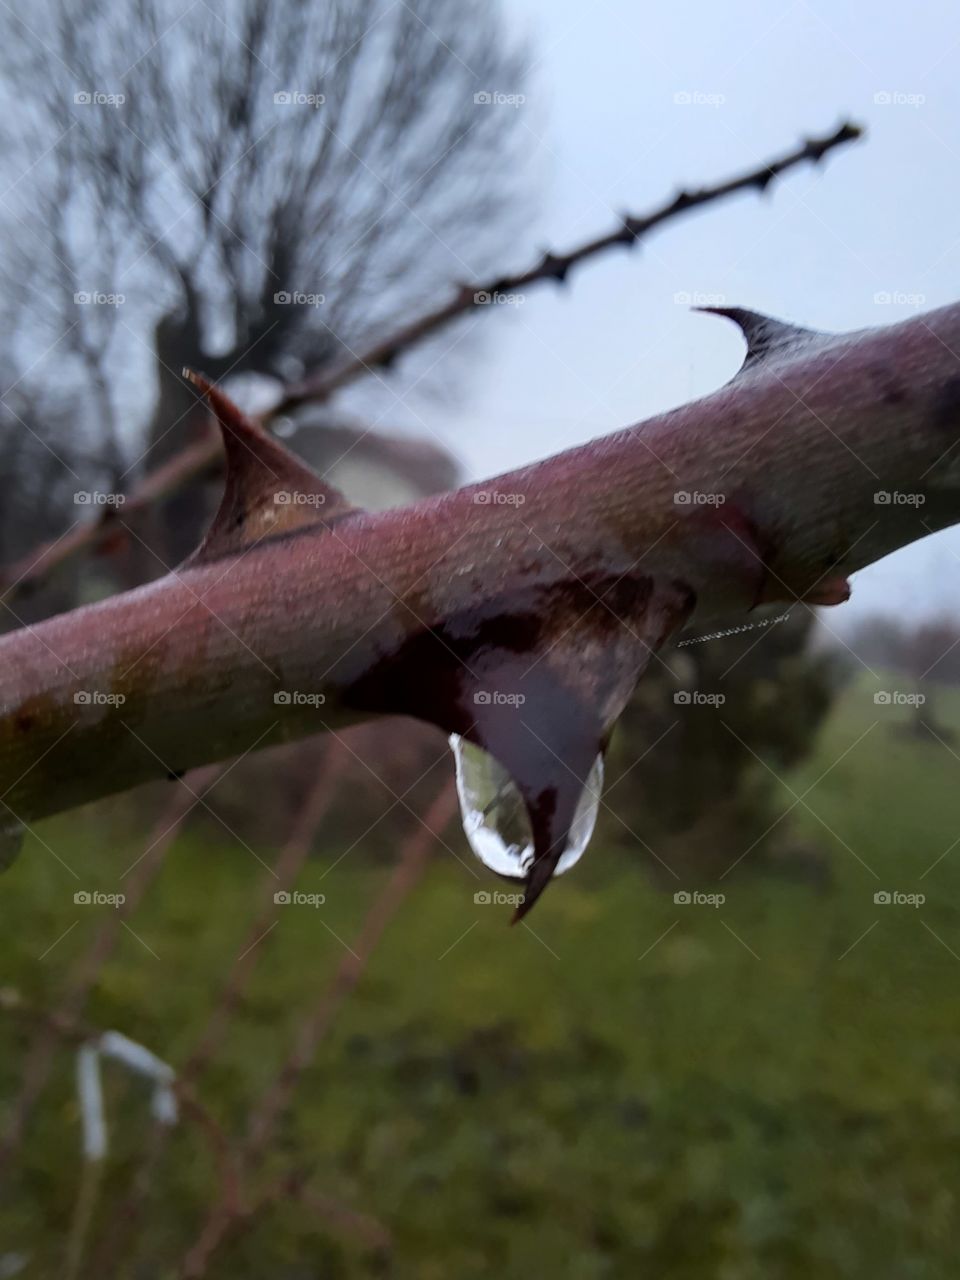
[0,0,532,559]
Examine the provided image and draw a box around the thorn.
[539,253,570,284]
[181,369,249,436]
[803,136,826,163]
[807,123,857,163]
[693,306,824,369]
[801,574,851,606]
[619,215,643,245]
[817,121,864,156]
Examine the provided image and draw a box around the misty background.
[436,0,960,629]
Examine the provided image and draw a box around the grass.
[2,670,960,1277]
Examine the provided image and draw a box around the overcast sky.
[406,0,960,629]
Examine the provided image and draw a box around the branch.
[3,297,960,915]
[0,122,862,609]
[276,121,863,412]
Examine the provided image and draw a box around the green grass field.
[3,671,960,1278]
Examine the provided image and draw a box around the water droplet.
[449,734,602,879]
[0,821,25,872]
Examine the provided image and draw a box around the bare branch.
[278,121,863,411]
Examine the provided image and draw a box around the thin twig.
[178,780,458,1279]
[277,122,862,413]
[63,1154,104,1280]
[182,743,350,1082]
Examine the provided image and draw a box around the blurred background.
[2,1,960,1276]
